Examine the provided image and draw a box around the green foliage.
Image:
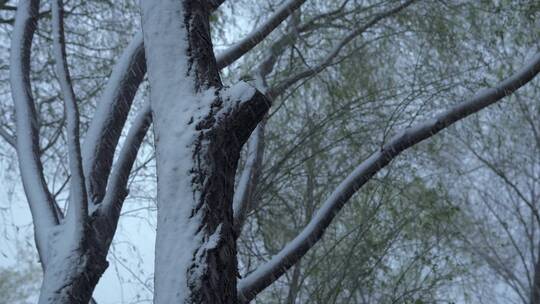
[0,251,41,304]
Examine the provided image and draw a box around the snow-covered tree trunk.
[140,1,269,302]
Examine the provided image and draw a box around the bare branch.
[9,0,59,264]
[52,0,88,222]
[0,125,16,147]
[269,0,416,98]
[238,52,540,302]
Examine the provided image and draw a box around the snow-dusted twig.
[51,0,88,223]
[238,52,540,303]
[9,0,59,264]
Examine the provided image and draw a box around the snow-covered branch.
[233,122,265,231]
[232,0,393,227]
[232,45,280,234]
[216,0,307,69]
[100,103,151,221]
[238,52,540,303]
[51,0,88,223]
[82,32,146,205]
[219,82,272,145]
[9,0,59,264]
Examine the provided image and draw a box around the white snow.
[82,32,144,194]
[10,0,58,265]
[223,81,256,104]
[140,1,217,302]
[233,125,260,218]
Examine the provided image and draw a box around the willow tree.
[6,0,540,303]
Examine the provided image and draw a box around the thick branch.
[232,51,277,235]
[100,103,151,224]
[82,32,146,204]
[238,52,540,302]
[9,0,59,264]
[52,0,88,223]
[233,122,265,231]
[220,82,272,144]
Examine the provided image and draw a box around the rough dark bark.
[179,3,271,301]
[38,224,109,304]
[83,42,146,204]
[141,1,270,303]
[189,89,269,303]
[531,245,540,304]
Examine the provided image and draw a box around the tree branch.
[100,103,151,226]
[52,0,88,223]
[238,52,540,302]
[233,122,265,232]
[220,82,272,144]
[0,125,16,147]
[269,0,416,98]
[82,32,146,205]
[10,0,59,265]
[233,8,307,236]
[216,0,307,69]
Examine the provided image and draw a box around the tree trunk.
[140,0,269,302]
[37,224,108,304]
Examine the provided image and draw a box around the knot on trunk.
[195,81,270,149]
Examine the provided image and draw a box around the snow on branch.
[218,82,271,145]
[82,32,146,205]
[233,123,265,231]
[238,52,540,303]
[100,103,151,222]
[52,0,88,223]
[216,0,307,69]
[9,0,59,264]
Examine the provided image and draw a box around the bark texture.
[141,1,270,303]
[38,226,108,304]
